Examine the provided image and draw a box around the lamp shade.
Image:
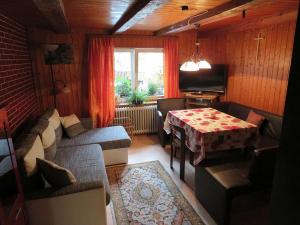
[180,61,199,71]
[62,86,71,94]
[197,60,212,69]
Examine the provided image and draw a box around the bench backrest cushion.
[212,102,282,139]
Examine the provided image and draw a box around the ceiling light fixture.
[180,24,211,71]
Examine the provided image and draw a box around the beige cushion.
[60,114,86,138]
[37,158,76,187]
[60,114,80,128]
[23,135,45,176]
[48,109,60,130]
[40,123,56,149]
[31,120,56,160]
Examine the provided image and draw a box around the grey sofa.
[16,108,131,225]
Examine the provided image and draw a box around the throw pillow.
[246,110,265,128]
[37,158,76,187]
[60,114,86,138]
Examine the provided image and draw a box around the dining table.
[163,107,259,180]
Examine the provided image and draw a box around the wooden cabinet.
[0,139,26,225]
[185,93,219,108]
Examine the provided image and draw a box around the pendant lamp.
[180,24,211,71]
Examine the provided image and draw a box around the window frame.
[114,48,164,100]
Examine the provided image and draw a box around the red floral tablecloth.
[164,108,258,164]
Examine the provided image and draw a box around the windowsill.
[116,95,164,107]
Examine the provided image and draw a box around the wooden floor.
[106,135,269,225]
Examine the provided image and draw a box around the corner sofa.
[16,108,131,225]
[195,102,282,225]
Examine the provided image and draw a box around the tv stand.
[190,91,203,95]
[185,92,219,108]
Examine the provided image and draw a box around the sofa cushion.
[60,114,86,138]
[37,158,76,187]
[246,110,265,128]
[257,135,279,149]
[56,145,110,205]
[17,134,45,176]
[26,144,110,205]
[40,108,63,143]
[58,126,131,150]
[31,120,56,160]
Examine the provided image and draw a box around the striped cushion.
[60,114,86,138]
[31,120,57,160]
[40,108,63,143]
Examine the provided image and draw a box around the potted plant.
[129,90,146,105]
[147,82,158,96]
[115,77,131,98]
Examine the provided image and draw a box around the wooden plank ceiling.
[0,0,298,34]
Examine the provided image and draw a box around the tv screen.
[179,64,228,93]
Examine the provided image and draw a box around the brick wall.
[0,13,39,133]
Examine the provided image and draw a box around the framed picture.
[43,43,74,64]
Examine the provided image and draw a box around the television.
[179,64,228,93]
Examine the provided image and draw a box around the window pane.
[138,52,164,96]
[114,51,132,97]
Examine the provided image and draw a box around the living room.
[0,1,299,225]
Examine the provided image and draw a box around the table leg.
[180,144,185,180]
[189,151,194,166]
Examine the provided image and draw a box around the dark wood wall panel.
[29,16,296,117]
[199,20,296,115]
[29,30,193,116]
[29,28,86,116]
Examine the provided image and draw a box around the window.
[114,48,164,99]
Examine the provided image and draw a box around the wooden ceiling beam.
[110,0,168,34]
[154,0,257,36]
[32,0,70,33]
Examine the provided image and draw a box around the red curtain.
[88,37,115,127]
[164,37,181,98]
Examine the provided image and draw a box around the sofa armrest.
[26,180,105,201]
[80,117,93,129]
[248,146,277,187]
[26,187,107,225]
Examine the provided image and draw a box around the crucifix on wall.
[254,32,265,61]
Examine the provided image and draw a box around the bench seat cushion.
[205,162,251,190]
[26,144,110,205]
[58,126,131,150]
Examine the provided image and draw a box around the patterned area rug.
[106,161,204,225]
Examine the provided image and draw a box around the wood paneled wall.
[29,30,192,116]
[199,20,296,115]
[28,28,87,116]
[29,15,296,117]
